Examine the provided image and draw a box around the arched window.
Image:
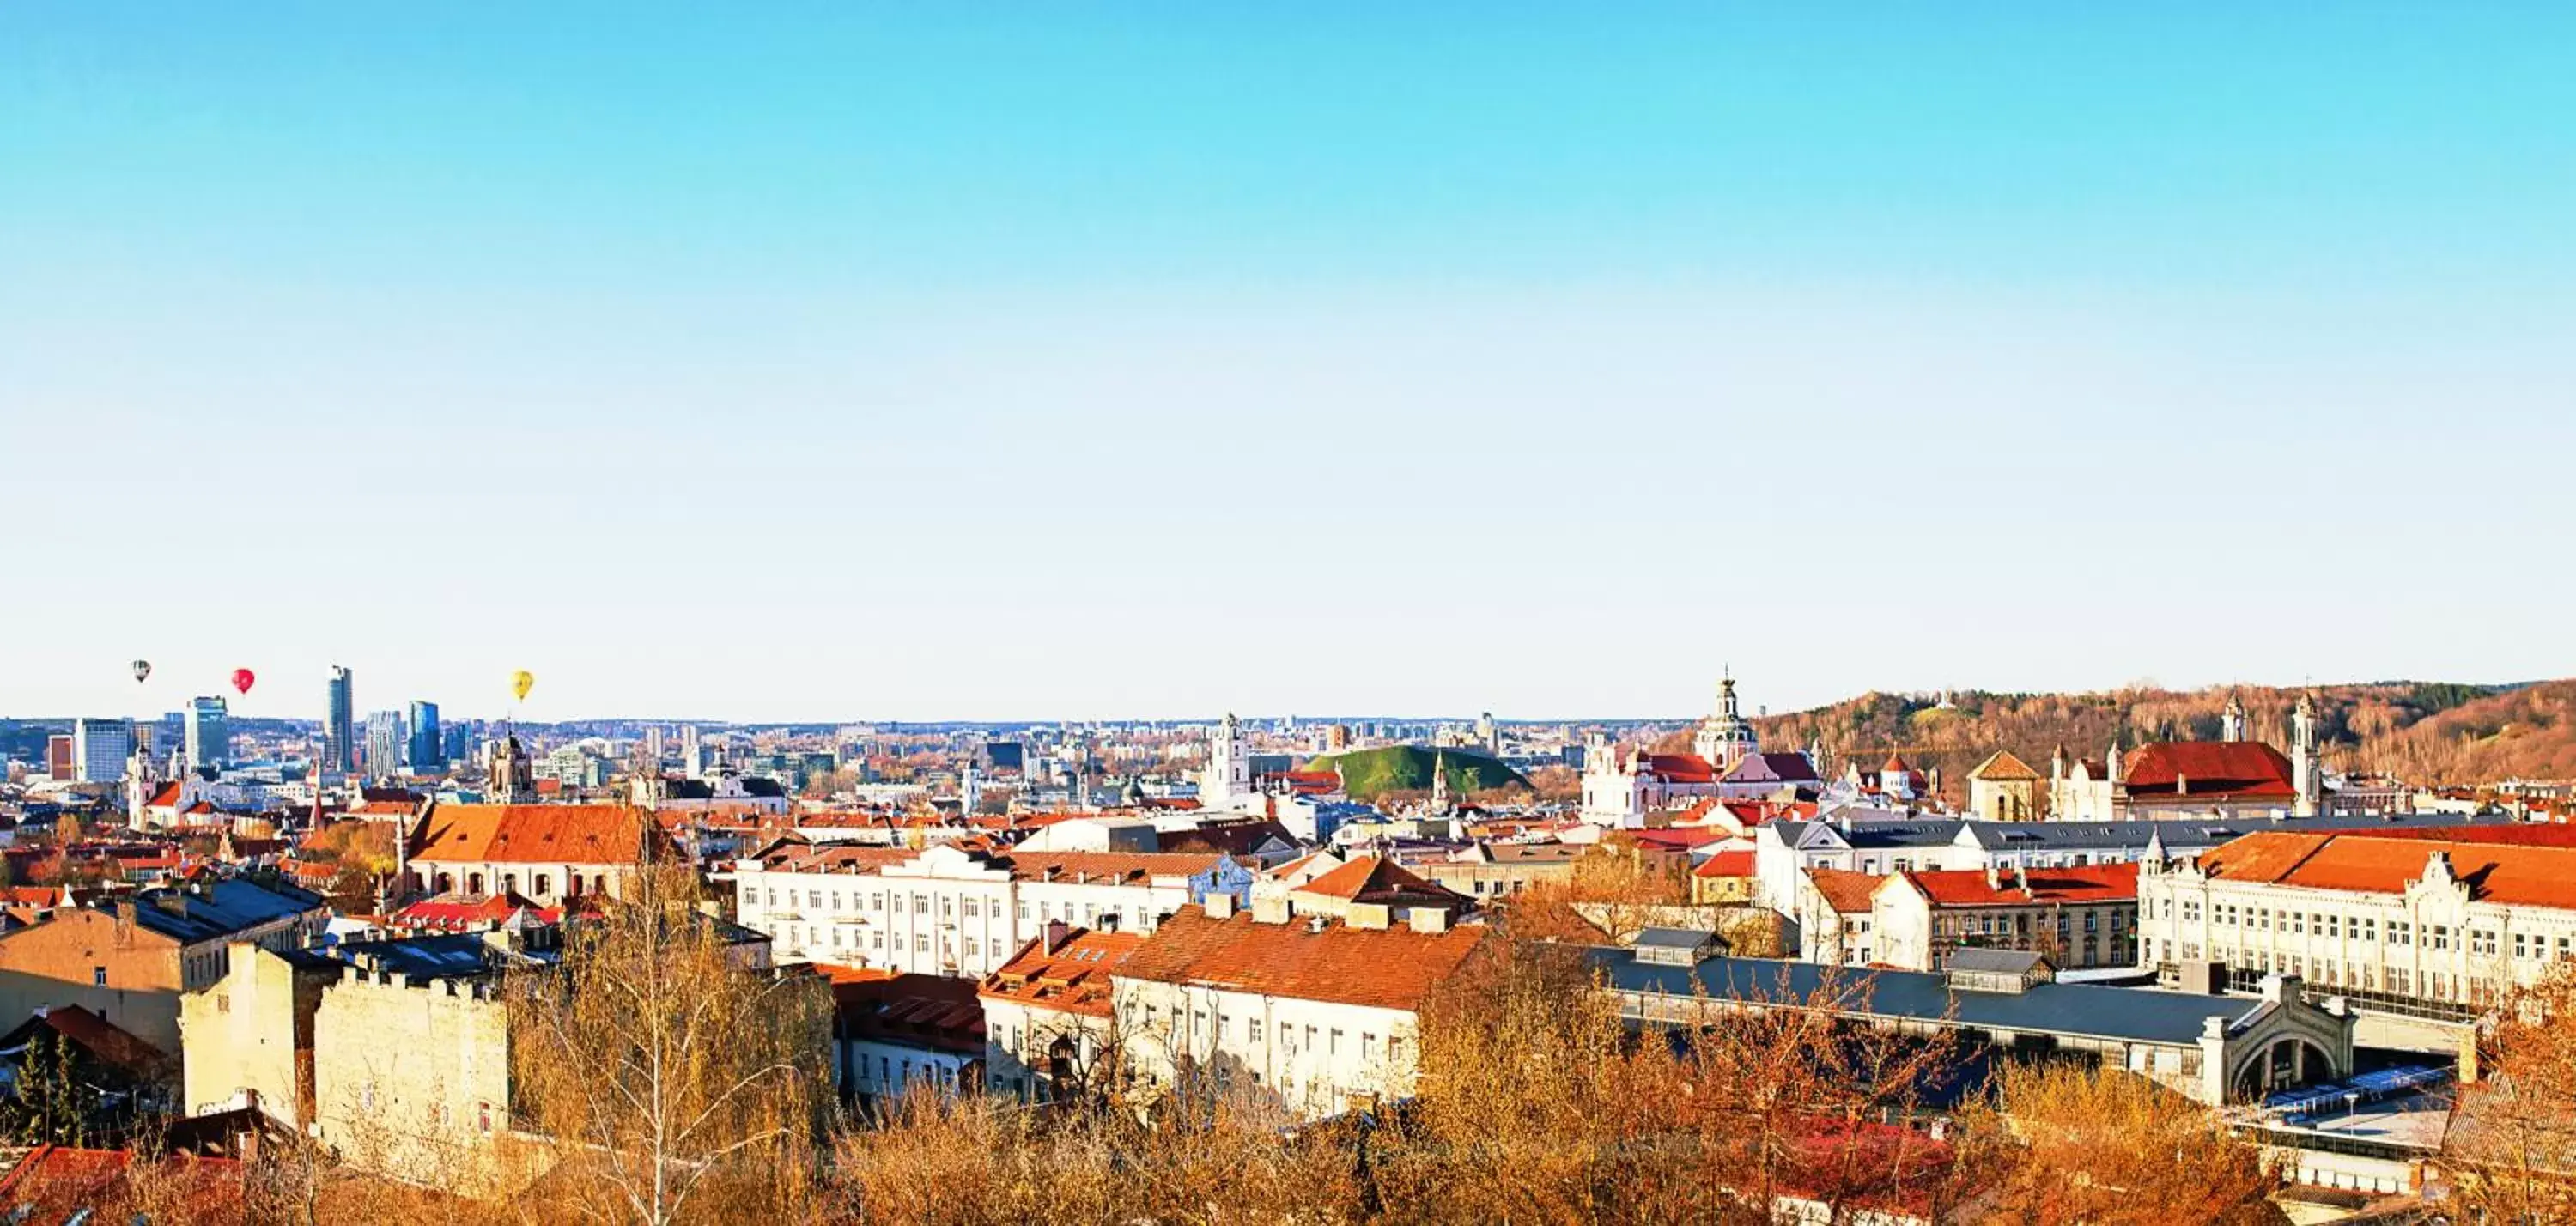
[468,872,485,895]
[567,874,582,898]
[434,872,453,894]
[535,873,552,898]
[502,873,518,895]
[592,874,607,897]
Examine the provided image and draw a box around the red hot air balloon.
[231,668,256,696]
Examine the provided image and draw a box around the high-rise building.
[325,666,355,774]
[71,717,135,784]
[45,735,73,780]
[184,696,231,773]
[364,710,408,780]
[408,700,444,774]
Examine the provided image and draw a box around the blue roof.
[108,878,326,945]
[332,932,510,980]
[1587,948,2261,1047]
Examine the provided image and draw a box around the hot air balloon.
[131,659,151,684]
[231,668,256,696]
[512,670,535,703]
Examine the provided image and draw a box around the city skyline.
[8,5,2573,719]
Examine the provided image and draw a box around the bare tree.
[503,859,834,1225]
[2445,962,2576,1223]
[1959,1061,2281,1225]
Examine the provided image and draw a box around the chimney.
[1306,914,1330,935]
[1204,893,1236,920]
[1408,907,1450,934]
[1983,862,2000,891]
[2013,863,2030,897]
[2175,773,2188,797]
[1043,919,1069,955]
[1347,902,1392,931]
[1252,894,1292,925]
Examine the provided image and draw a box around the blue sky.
[4,4,2571,723]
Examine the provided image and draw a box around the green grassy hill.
[1305,745,1529,801]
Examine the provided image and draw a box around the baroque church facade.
[1580,677,1820,828]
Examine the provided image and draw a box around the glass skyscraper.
[185,695,230,773]
[325,665,355,774]
[408,699,443,774]
[363,709,407,780]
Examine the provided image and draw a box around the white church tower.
[1692,675,1760,772]
[2291,693,2323,817]
[2220,692,2247,743]
[1201,712,1254,809]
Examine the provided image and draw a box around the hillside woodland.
[1649,680,2569,801]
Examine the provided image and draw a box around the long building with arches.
[1589,944,2358,1106]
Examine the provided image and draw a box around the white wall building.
[2136,826,2576,1021]
[734,843,1242,979]
[1106,895,1488,1120]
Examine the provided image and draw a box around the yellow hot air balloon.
[511,670,535,703]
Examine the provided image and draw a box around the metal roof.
[1585,947,2261,1047]
[1941,948,2050,975]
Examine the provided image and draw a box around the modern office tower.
[45,735,73,780]
[71,717,135,783]
[325,665,356,774]
[408,700,444,773]
[185,695,231,773]
[363,709,408,780]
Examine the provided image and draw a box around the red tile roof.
[1694,849,1757,878]
[2120,742,2295,798]
[0,1146,243,1221]
[11,1005,170,1076]
[1805,868,1886,915]
[2197,830,2576,908]
[410,804,653,865]
[831,970,985,1055]
[979,927,1144,1018]
[999,850,1227,883]
[1112,906,1486,1012]
[1902,861,2139,907]
[1637,752,1716,784]
[1631,827,1732,852]
[1291,855,1457,907]
[392,891,560,932]
[1969,750,2041,781]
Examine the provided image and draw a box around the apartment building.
[1869,862,2139,973]
[2136,825,2576,1021]
[1109,895,1488,1120]
[733,841,1250,977]
[0,877,330,1053]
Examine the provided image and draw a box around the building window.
[535,874,551,897]
[93,966,106,986]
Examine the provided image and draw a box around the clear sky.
[4,4,2571,725]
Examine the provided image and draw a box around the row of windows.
[2153,938,2572,998]
[1133,1002,1402,1064]
[1934,909,2129,938]
[2166,900,2571,961]
[751,883,1166,937]
[425,870,603,898]
[783,926,995,961]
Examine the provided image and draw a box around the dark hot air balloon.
[131,659,151,684]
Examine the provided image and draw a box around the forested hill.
[1662,680,2567,795]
